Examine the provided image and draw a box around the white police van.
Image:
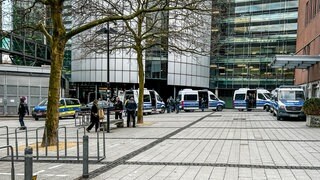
[233,88,271,111]
[149,90,166,113]
[177,89,225,111]
[124,89,165,114]
[270,86,305,120]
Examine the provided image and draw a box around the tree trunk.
[137,45,144,124]
[41,2,66,147]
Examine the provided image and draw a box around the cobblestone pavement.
[1,110,320,179]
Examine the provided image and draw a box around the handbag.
[98,109,105,120]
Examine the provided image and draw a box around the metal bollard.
[107,108,110,133]
[82,135,89,178]
[24,147,33,180]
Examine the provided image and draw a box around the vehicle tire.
[216,105,223,111]
[265,105,270,112]
[269,108,273,113]
[276,112,282,121]
[247,109,252,112]
[160,108,165,114]
[73,112,79,119]
[35,117,39,121]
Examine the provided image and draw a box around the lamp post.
[96,22,117,133]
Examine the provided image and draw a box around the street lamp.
[96,22,117,133]
[96,22,117,91]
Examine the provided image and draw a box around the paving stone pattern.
[1,110,320,179]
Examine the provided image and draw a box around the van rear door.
[234,93,246,109]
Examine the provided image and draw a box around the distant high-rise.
[210,0,298,97]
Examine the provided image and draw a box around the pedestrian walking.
[86,99,99,133]
[125,96,137,127]
[18,96,29,130]
[114,96,123,120]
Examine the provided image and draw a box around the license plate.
[290,114,298,117]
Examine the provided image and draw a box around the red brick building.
[295,0,320,97]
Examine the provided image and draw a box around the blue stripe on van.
[183,101,199,108]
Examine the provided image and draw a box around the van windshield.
[264,93,271,99]
[38,99,48,106]
[279,90,305,100]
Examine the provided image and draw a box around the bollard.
[106,108,110,133]
[82,135,89,178]
[24,147,33,180]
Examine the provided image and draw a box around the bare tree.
[76,0,212,123]
[5,0,210,146]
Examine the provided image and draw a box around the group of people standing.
[166,96,180,114]
[86,96,137,133]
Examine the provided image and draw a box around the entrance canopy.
[270,55,320,69]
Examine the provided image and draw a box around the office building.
[210,0,298,99]
[294,0,320,98]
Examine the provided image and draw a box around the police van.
[124,89,165,114]
[177,89,225,111]
[270,86,305,120]
[32,98,81,120]
[149,90,166,113]
[233,88,271,111]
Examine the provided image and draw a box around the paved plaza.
[1,110,320,179]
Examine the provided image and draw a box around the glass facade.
[210,0,298,91]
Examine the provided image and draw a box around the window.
[210,95,217,100]
[144,95,151,102]
[59,99,65,106]
[306,1,309,26]
[184,95,197,101]
[258,93,266,100]
[66,99,80,105]
[235,94,245,100]
[38,99,48,106]
[156,95,162,102]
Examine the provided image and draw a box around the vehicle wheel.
[265,105,270,112]
[247,109,252,112]
[216,105,223,111]
[35,117,39,121]
[276,112,282,121]
[73,112,79,119]
[160,108,165,114]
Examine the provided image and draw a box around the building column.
[95,84,98,100]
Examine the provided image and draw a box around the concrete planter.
[306,115,320,127]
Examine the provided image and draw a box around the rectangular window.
[235,94,245,100]
[143,95,151,102]
[184,95,197,101]
[306,1,309,26]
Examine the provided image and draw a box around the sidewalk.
[1,110,320,179]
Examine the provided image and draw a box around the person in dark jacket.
[125,96,137,127]
[175,97,180,114]
[114,96,123,120]
[18,96,29,130]
[86,99,99,132]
